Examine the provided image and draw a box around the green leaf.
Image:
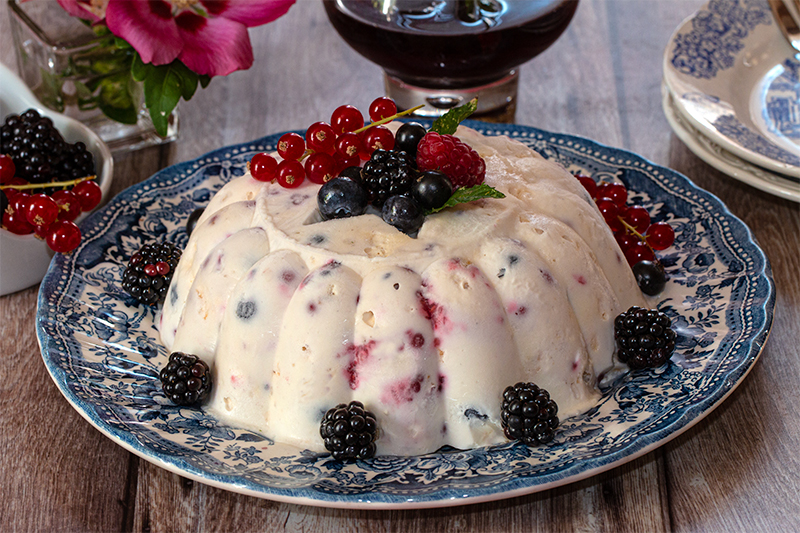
[429,98,478,135]
[427,184,505,214]
[198,75,212,89]
[97,71,138,124]
[135,58,199,136]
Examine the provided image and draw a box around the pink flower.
[102,0,295,77]
[56,0,109,23]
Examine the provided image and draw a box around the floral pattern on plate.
[36,123,774,508]
[664,0,800,177]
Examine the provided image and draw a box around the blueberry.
[412,170,453,210]
[632,260,667,296]
[186,207,205,237]
[382,194,424,234]
[318,177,368,220]
[394,122,427,160]
[337,165,362,183]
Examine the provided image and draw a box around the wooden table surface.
[2,0,799,531]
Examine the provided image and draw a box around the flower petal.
[56,0,104,23]
[175,13,254,76]
[105,0,182,65]
[199,0,296,28]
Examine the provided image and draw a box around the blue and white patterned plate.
[664,0,800,179]
[36,123,774,509]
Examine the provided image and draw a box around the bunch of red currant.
[575,174,675,295]
[1,153,101,253]
[249,97,406,188]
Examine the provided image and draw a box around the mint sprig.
[429,98,478,135]
[427,184,505,214]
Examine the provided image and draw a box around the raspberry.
[614,306,677,369]
[319,401,378,460]
[501,382,559,445]
[416,132,486,188]
[160,352,212,406]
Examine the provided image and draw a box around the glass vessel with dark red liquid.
[323,0,579,121]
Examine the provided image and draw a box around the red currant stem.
[299,149,314,163]
[617,215,657,255]
[352,105,425,134]
[0,175,97,191]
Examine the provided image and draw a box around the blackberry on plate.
[614,306,677,369]
[320,400,378,460]
[501,382,559,445]
[361,149,417,207]
[159,351,212,406]
[121,242,182,306]
[318,176,368,220]
[382,194,424,234]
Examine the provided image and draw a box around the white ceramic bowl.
[0,61,113,296]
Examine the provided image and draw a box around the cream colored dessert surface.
[158,125,646,456]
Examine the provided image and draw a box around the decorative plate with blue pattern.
[36,123,774,509]
[664,0,800,179]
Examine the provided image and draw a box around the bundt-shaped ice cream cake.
[158,126,646,456]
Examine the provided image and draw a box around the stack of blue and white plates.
[663,0,800,202]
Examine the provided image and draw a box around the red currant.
[330,105,364,134]
[646,222,675,250]
[369,97,397,122]
[304,152,336,184]
[276,160,305,188]
[622,205,651,234]
[336,132,361,159]
[604,183,628,208]
[250,152,278,182]
[46,220,81,253]
[277,132,306,160]
[575,174,597,198]
[305,122,336,154]
[333,153,360,174]
[25,193,59,227]
[595,198,622,232]
[3,210,34,235]
[360,126,395,158]
[0,154,16,185]
[615,232,639,254]
[10,191,31,216]
[51,190,82,222]
[72,180,102,212]
[624,240,655,266]
[34,222,52,240]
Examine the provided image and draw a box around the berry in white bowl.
[0,61,113,296]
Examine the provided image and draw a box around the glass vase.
[7,0,179,153]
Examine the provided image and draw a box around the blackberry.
[0,189,7,218]
[159,352,212,406]
[614,306,677,369]
[319,401,378,460]
[1,109,94,184]
[501,382,560,445]
[360,149,417,207]
[121,242,182,306]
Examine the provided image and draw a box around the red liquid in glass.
[323,0,579,89]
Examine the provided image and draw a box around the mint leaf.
[429,98,478,135]
[427,184,505,213]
